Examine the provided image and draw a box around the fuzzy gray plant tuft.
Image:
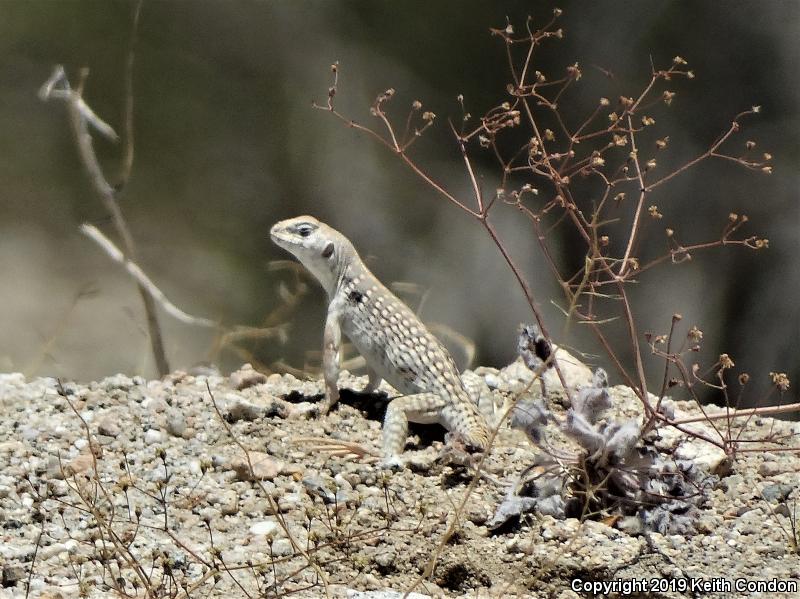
[491,328,718,533]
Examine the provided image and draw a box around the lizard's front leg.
[321,308,342,414]
[364,366,383,394]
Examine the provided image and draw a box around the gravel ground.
[0,361,798,598]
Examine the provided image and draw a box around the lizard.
[270,215,490,466]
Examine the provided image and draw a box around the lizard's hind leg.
[381,393,445,467]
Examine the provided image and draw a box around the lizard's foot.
[316,398,336,416]
[363,367,383,394]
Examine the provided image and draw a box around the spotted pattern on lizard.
[270,215,490,465]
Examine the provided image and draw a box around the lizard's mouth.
[269,224,295,248]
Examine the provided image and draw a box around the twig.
[670,402,800,425]
[40,61,171,376]
[119,0,144,187]
[618,114,646,278]
[25,530,43,599]
[80,224,217,328]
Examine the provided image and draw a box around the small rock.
[674,439,727,474]
[302,476,337,503]
[238,497,264,516]
[230,451,282,481]
[758,461,782,477]
[250,520,280,538]
[513,538,537,554]
[721,474,744,497]
[46,479,70,497]
[20,426,40,442]
[288,402,319,419]
[198,507,220,524]
[166,411,187,438]
[144,429,164,445]
[99,374,136,391]
[266,373,283,385]
[2,564,25,587]
[40,542,70,560]
[97,418,121,438]
[617,516,644,535]
[142,396,168,412]
[226,395,288,422]
[334,473,353,491]
[277,492,304,513]
[342,472,361,487]
[226,398,265,422]
[62,451,95,477]
[360,573,381,590]
[761,483,794,503]
[374,548,397,569]
[466,505,488,525]
[270,539,294,556]
[230,363,269,390]
[407,452,436,473]
[220,490,239,516]
[346,590,432,599]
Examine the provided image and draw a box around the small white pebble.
[249,521,280,538]
[144,429,163,445]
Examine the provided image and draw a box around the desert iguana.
[270,215,490,466]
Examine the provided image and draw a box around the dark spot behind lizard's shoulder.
[347,289,365,305]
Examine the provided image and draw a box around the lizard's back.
[338,263,467,401]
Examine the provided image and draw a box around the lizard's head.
[270,215,355,294]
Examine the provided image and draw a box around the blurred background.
[0,1,797,407]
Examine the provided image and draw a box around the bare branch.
[80,224,217,328]
[39,62,170,376]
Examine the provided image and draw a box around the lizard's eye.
[295,223,316,238]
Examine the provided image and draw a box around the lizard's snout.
[269,222,282,240]
[269,222,292,248]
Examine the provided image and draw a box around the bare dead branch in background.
[80,224,217,328]
[39,13,171,377]
[40,49,302,378]
[119,0,143,188]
